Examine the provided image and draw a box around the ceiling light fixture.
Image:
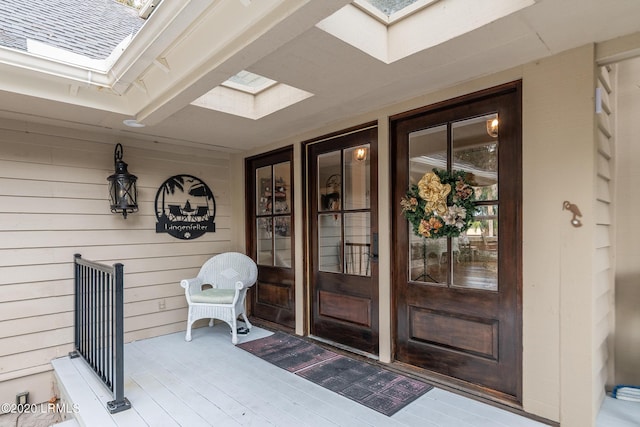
[123,119,145,128]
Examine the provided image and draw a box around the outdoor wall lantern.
[107,143,138,219]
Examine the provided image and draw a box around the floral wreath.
[401,169,476,239]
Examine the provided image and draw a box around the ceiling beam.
[133,0,350,126]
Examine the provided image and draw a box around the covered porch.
[52,324,550,427]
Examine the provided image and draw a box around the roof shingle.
[0,0,145,60]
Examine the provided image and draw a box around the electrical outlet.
[158,299,166,310]
[16,391,28,405]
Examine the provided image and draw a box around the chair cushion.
[190,288,236,304]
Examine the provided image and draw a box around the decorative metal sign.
[154,175,216,240]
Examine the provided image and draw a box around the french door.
[305,125,379,354]
[392,83,522,401]
[246,147,295,329]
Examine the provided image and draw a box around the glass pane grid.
[255,161,292,268]
[317,146,371,275]
[408,114,499,291]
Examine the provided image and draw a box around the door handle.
[371,232,378,261]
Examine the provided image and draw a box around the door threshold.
[387,361,555,426]
[308,335,379,361]
[391,360,518,406]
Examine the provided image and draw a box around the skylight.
[319,0,535,63]
[354,0,439,24]
[363,0,420,16]
[192,70,313,120]
[221,70,278,95]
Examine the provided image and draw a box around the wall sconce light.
[353,146,367,162]
[486,117,499,138]
[107,143,138,219]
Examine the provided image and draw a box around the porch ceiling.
[0,0,639,153]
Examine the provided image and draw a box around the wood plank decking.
[52,324,552,427]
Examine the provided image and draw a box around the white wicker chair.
[181,252,257,344]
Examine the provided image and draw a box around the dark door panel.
[246,147,295,329]
[392,82,522,401]
[253,266,295,327]
[306,125,379,354]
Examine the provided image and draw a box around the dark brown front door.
[306,125,379,354]
[246,147,295,329]
[392,83,522,401]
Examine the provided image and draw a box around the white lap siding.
[0,118,232,405]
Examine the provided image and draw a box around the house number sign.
[154,174,216,240]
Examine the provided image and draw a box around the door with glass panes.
[392,83,522,401]
[247,148,294,329]
[306,125,378,354]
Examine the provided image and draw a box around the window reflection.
[344,144,370,210]
[273,162,291,214]
[257,166,272,215]
[257,218,273,266]
[344,212,371,276]
[409,233,447,284]
[318,213,341,273]
[453,114,498,201]
[275,216,291,267]
[409,125,447,184]
[318,152,341,212]
[452,205,498,290]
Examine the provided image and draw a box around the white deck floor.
[51,324,634,427]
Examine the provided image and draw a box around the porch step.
[52,356,117,427]
[51,356,144,427]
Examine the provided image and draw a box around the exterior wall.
[233,44,607,425]
[0,120,232,406]
[614,56,640,386]
[522,45,600,426]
